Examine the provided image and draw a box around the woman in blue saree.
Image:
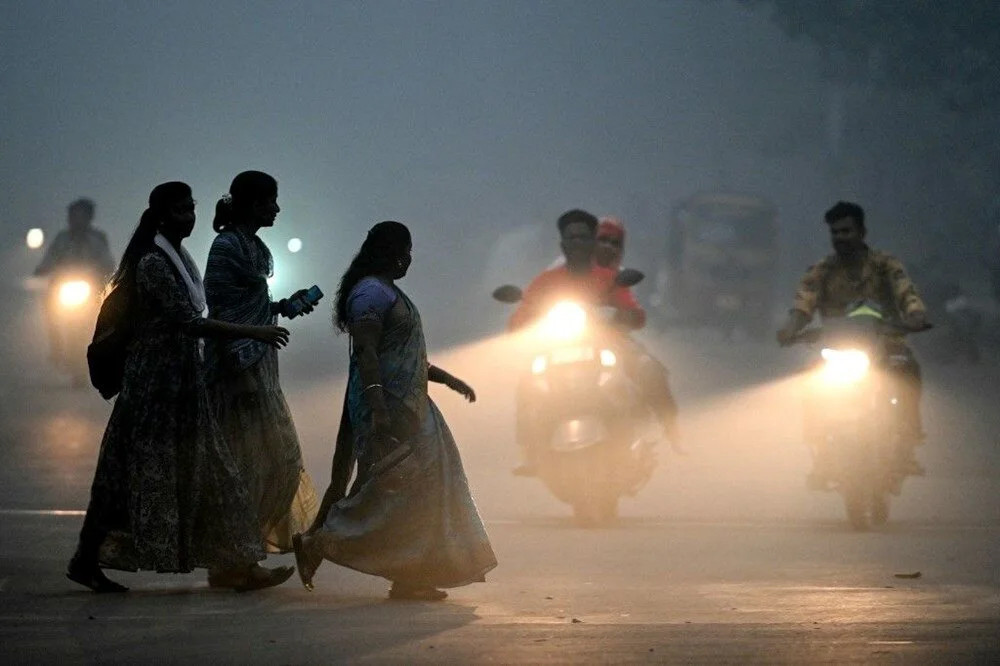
[295,221,496,600]
[204,171,319,588]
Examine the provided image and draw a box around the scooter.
[494,269,661,526]
[49,273,101,387]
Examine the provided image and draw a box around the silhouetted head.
[149,181,196,240]
[824,201,866,258]
[557,209,598,272]
[67,198,95,233]
[334,221,413,332]
[110,181,194,292]
[595,216,625,269]
[214,170,279,232]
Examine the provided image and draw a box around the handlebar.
[787,319,932,346]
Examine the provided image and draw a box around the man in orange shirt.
[509,211,644,331]
[509,210,679,475]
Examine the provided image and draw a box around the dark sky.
[2,0,839,341]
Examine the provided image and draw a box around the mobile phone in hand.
[288,285,323,318]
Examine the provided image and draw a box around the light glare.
[820,348,870,385]
[531,355,547,375]
[26,228,45,249]
[287,238,303,253]
[58,280,92,307]
[538,301,587,340]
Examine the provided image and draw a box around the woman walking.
[67,181,292,593]
[295,221,496,600]
[204,171,318,587]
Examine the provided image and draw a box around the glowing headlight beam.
[531,355,548,375]
[538,301,587,340]
[820,348,871,385]
[58,280,92,307]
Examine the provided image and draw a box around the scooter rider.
[34,198,116,366]
[776,201,928,486]
[509,209,680,475]
[594,216,626,269]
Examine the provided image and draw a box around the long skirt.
[86,335,264,572]
[212,351,317,553]
[313,399,497,588]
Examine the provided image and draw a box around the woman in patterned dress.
[67,181,291,593]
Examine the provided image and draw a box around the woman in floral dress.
[67,181,292,592]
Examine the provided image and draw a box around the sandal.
[207,568,246,589]
[233,564,296,593]
[388,583,448,601]
[66,559,128,594]
[292,533,321,591]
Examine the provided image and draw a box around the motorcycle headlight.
[538,301,587,341]
[58,280,92,308]
[531,354,548,375]
[819,348,870,385]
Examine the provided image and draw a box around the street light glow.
[26,228,44,249]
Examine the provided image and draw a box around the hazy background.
[4,0,995,350]
[1,0,999,542]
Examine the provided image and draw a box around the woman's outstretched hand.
[253,325,290,348]
[446,376,477,403]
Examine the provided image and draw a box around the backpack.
[87,284,134,399]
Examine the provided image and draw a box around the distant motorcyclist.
[776,201,928,485]
[34,198,115,366]
[509,209,679,474]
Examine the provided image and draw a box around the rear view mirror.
[492,285,523,303]
[615,268,645,288]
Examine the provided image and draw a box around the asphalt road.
[1,293,998,663]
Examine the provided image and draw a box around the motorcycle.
[493,269,661,526]
[48,273,101,387]
[790,301,929,530]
